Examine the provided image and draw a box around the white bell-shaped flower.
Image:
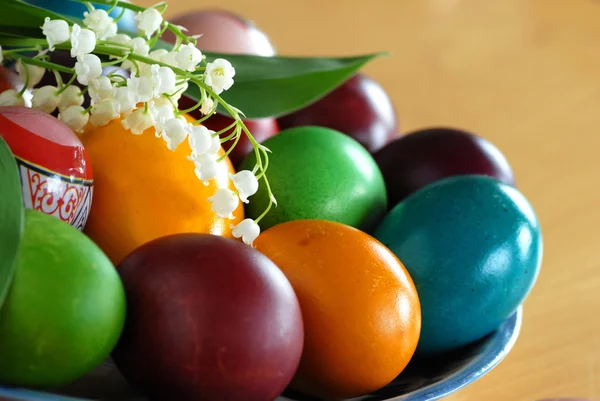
[204,58,235,95]
[122,107,155,135]
[200,97,214,115]
[90,99,120,127]
[135,8,163,38]
[89,76,115,103]
[59,105,89,133]
[162,117,189,151]
[193,153,218,185]
[149,49,168,61]
[151,103,175,136]
[150,65,177,96]
[127,76,154,103]
[176,43,203,72]
[130,37,150,57]
[115,86,137,114]
[231,219,261,246]
[58,85,84,111]
[230,170,259,203]
[83,9,117,40]
[41,18,70,51]
[75,54,102,85]
[16,61,45,88]
[0,90,25,107]
[161,52,180,69]
[70,24,97,57]
[207,189,239,219]
[31,85,61,114]
[207,132,222,155]
[188,125,213,157]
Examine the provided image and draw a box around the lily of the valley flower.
[89,76,115,102]
[135,8,163,39]
[130,37,150,56]
[31,85,61,114]
[208,189,239,219]
[151,65,177,96]
[115,86,137,114]
[74,54,102,85]
[230,170,259,203]
[188,125,214,157]
[58,85,84,111]
[204,58,235,95]
[0,90,24,107]
[122,107,155,135]
[41,18,70,51]
[177,43,203,72]
[16,61,45,88]
[193,153,218,185]
[200,97,214,115]
[127,76,154,103]
[162,117,189,151]
[59,105,89,133]
[90,99,120,127]
[83,9,117,40]
[70,24,97,57]
[231,219,261,246]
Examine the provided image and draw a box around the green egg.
[0,209,126,388]
[240,126,387,232]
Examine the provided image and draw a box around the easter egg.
[80,115,243,266]
[374,175,542,354]
[373,127,515,208]
[239,126,387,232]
[255,220,421,400]
[278,74,399,153]
[162,10,276,56]
[0,107,93,230]
[23,0,138,34]
[112,234,303,401]
[0,209,125,388]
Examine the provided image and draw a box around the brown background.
[138,0,600,400]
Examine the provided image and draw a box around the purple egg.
[373,127,515,208]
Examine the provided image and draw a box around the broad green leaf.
[0,137,24,311]
[0,0,385,118]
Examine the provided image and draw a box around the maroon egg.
[277,74,399,153]
[373,127,516,208]
[112,234,304,401]
[162,9,276,56]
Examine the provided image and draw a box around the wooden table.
[138,0,600,399]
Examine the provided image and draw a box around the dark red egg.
[373,127,516,208]
[0,106,93,230]
[112,234,304,401]
[277,74,399,153]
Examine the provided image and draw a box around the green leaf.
[0,0,385,118]
[0,137,24,312]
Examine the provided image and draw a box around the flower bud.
[122,107,155,135]
[0,90,25,107]
[31,85,61,114]
[58,85,84,111]
[16,61,45,88]
[59,105,89,133]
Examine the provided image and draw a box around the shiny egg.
[374,175,542,355]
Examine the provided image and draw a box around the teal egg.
[374,175,542,355]
[239,126,387,232]
[24,1,138,34]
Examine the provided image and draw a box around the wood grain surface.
[138,0,600,399]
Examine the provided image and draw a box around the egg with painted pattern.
[374,175,542,355]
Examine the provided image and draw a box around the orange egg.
[79,115,243,265]
[254,219,421,400]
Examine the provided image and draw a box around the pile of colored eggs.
[0,6,542,401]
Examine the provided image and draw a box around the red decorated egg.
[0,106,93,230]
